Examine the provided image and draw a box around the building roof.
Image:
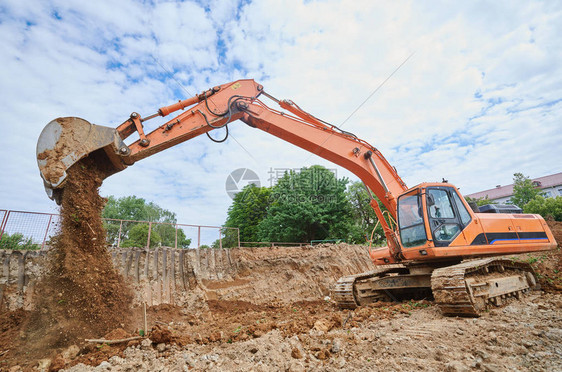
[465,172,562,200]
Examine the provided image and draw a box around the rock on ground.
[62,292,562,372]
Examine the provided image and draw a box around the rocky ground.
[2,221,561,372]
[60,292,562,372]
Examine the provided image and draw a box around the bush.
[0,232,40,250]
[524,196,562,221]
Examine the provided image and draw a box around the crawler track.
[431,258,538,317]
[333,265,406,309]
[335,257,538,316]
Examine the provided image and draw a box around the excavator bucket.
[36,117,128,204]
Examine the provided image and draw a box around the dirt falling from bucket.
[25,153,133,357]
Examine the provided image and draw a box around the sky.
[1,0,561,231]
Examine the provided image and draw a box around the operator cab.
[397,183,473,249]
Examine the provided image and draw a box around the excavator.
[36,79,557,317]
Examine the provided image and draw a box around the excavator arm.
[37,79,408,257]
[38,79,407,211]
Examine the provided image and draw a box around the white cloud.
[0,0,561,230]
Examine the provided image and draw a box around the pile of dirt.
[2,154,133,368]
[511,220,562,292]
[533,220,562,291]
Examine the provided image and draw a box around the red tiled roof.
[465,172,562,200]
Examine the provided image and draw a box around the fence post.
[146,222,152,249]
[117,220,123,248]
[175,224,178,249]
[0,211,8,241]
[237,228,240,248]
[197,226,201,249]
[219,228,223,249]
[0,210,10,242]
[41,214,53,250]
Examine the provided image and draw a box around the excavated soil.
[202,243,374,305]
[0,154,133,370]
[527,220,562,291]
[63,292,562,372]
[1,220,561,371]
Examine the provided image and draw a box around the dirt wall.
[0,244,375,311]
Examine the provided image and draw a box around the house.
[465,172,562,204]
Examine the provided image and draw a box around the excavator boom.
[37,79,407,214]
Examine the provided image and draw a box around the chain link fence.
[0,210,59,250]
[240,241,309,248]
[0,210,239,250]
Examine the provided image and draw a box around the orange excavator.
[37,79,557,316]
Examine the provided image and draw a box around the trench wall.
[0,247,238,311]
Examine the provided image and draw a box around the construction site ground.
[1,220,561,371]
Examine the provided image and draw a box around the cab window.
[451,191,472,226]
[397,192,427,248]
[427,187,463,246]
[428,189,455,219]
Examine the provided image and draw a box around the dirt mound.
[534,220,562,291]
[150,325,174,344]
[3,154,133,368]
[204,244,373,304]
[547,219,562,247]
[509,220,562,292]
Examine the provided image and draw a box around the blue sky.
[0,0,561,228]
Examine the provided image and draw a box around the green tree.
[217,228,240,248]
[122,224,162,248]
[152,224,192,248]
[103,195,176,223]
[345,181,386,244]
[209,227,240,249]
[257,166,353,243]
[511,173,542,208]
[0,232,40,250]
[465,196,497,207]
[102,195,191,248]
[224,184,272,243]
[524,196,562,221]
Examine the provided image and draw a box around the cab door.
[426,187,471,247]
